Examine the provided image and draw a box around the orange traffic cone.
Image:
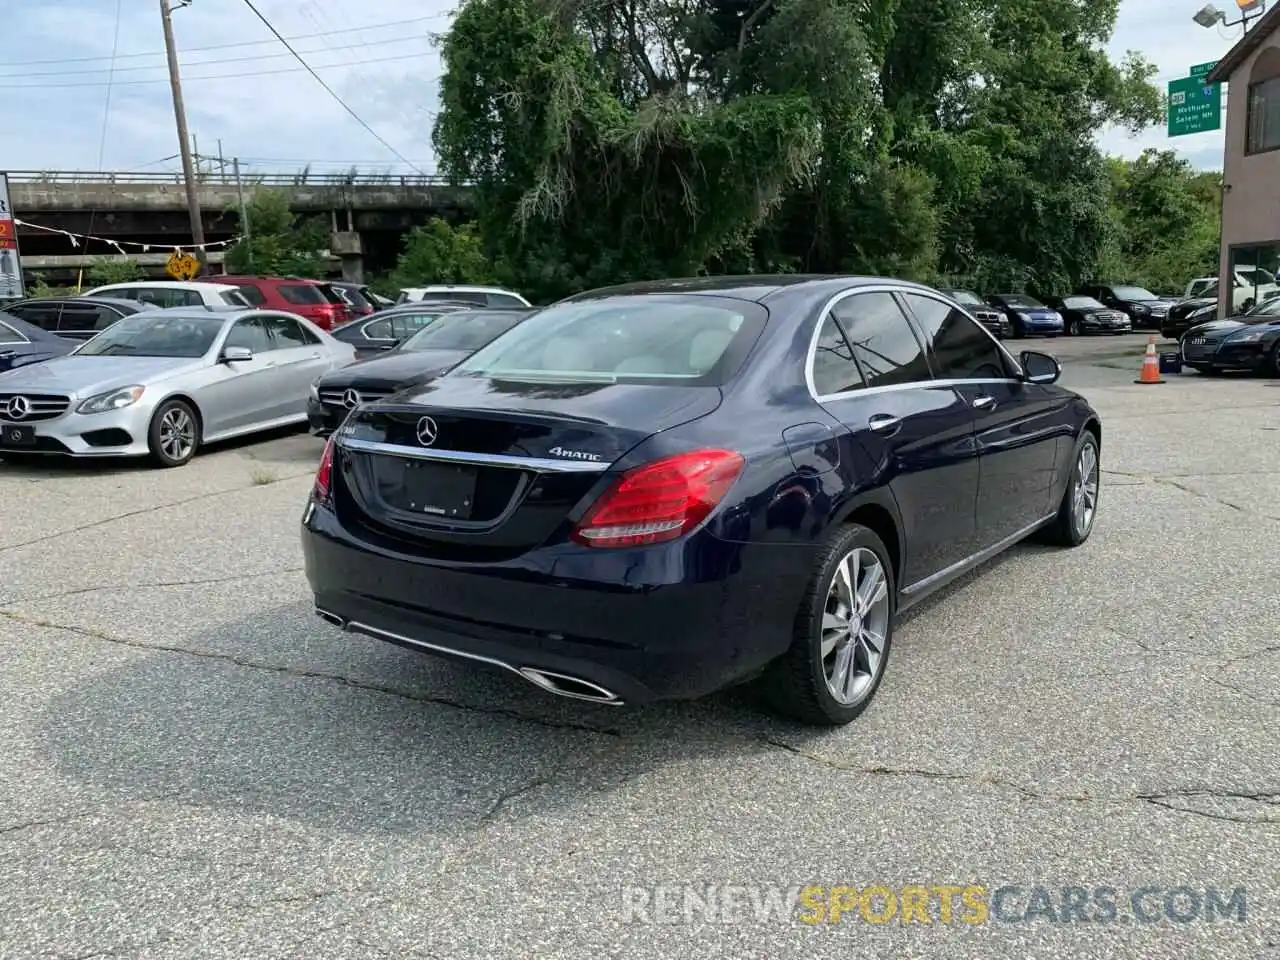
[1134,334,1165,385]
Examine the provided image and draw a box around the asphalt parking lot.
[1,333,1277,960]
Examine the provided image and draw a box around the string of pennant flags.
[12,218,244,254]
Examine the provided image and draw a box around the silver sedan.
[0,307,356,467]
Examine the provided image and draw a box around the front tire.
[765,524,895,726]
[1038,430,1099,547]
[1067,318,1080,336]
[148,399,200,468]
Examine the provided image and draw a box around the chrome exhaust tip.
[518,667,625,705]
[315,608,346,628]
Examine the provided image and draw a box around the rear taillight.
[571,449,744,549]
[314,434,335,503]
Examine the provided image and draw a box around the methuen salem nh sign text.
[1168,62,1221,137]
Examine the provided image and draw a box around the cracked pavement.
[1,342,1277,959]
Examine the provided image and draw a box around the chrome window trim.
[0,320,30,345]
[803,284,1026,403]
[336,436,612,473]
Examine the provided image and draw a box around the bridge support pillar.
[330,230,365,283]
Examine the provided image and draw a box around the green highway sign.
[1168,75,1222,136]
[1189,60,1219,79]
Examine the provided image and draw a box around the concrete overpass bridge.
[6,170,475,281]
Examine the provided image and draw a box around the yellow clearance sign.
[165,251,200,281]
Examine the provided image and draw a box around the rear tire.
[1038,430,1099,548]
[765,524,896,726]
[147,399,200,468]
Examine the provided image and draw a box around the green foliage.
[224,189,329,277]
[387,218,495,289]
[85,257,144,286]
[431,0,1206,301]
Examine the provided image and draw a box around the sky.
[0,0,1246,178]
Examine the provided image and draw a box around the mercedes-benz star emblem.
[4,396,30,421]
[416,416,438,446]
[341,389,361,409]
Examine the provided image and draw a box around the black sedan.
[328,302,478,358]
[1162,293,1218,340]
[1179,297,1280,375]
[308,308,534,435]
[3,295,151,341]
[1074,283,1169,331]
[935,287,1010,337]
[0,311,78,372]
[301,275,1102,726]
[1044,295,1131,336]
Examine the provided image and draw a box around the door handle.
[972,395,996,411]
[867,414,902,435]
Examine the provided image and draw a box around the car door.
[812,290,980,587]
[198,315,280,436]
[258,313,328,418]
[898,291,1069,547]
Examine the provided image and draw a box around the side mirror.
[1020,350,1061,385]
[221,345,253,363]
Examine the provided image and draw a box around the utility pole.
[233,157,252,269]
[159,0,205,269]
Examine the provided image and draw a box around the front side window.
[7,303,60,330]
[830,293,931,389]
[77,314,225,357]
[452,296,762,384]
[56,304,107,332]
[810,313,864,395]
[901,293,1009,381]
[1247,76,1280,154]
[224,317,274,353]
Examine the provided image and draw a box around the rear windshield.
[231,285,265,305]
[449,296,766,386]
[278,284,325,305]
[419,291,489,305]
[222,289,253,306]
[403,310,530,352]
[314,283,346,305]
[999,294,1044,308]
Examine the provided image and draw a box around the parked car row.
[935,282,1169,339]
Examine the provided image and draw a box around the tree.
[432,0,1165,300]
[387,218,495,290]
[224,189,329,277]
[85,257,144,286]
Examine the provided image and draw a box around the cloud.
[0,0,1233,176]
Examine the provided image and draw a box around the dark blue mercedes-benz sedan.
[302,276,1102,726]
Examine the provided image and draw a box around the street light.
[1193,0,1266,28]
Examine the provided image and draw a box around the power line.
[0,14,449,67]
[0,51,438,89]
[237,0,424,174]
[95,0,125,169]
[0,33,431,79]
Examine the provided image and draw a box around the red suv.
[208,276,351,330]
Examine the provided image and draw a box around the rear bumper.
[300,501,814,704]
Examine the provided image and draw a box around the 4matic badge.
[548,446,602,462]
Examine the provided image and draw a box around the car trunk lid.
[330,374,723,560]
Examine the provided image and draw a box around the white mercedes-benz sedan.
[0,307,356,467]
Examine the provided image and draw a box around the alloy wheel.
[820,547,891,706]
[1072,441,1099,538]
[159,407,196,463]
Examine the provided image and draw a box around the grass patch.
[248,465,279,486]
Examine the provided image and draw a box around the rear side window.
[0,319,28,343]
[421,291,487,305]
[262,315,319,346]
[901,293,1008,380]
[58,304,115,333]
[451,296,764,385]
[830,293,931,388]
[363,312,438,340]
[486,293,526,307]
[8,302,61,330]
[232,285,266,305]
[810,314,865,395]
[278,284,325,305]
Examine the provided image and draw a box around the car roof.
[213,275,326,283]
[10,295,144,309]
[88,280,236,292]
[560,274,950,305]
